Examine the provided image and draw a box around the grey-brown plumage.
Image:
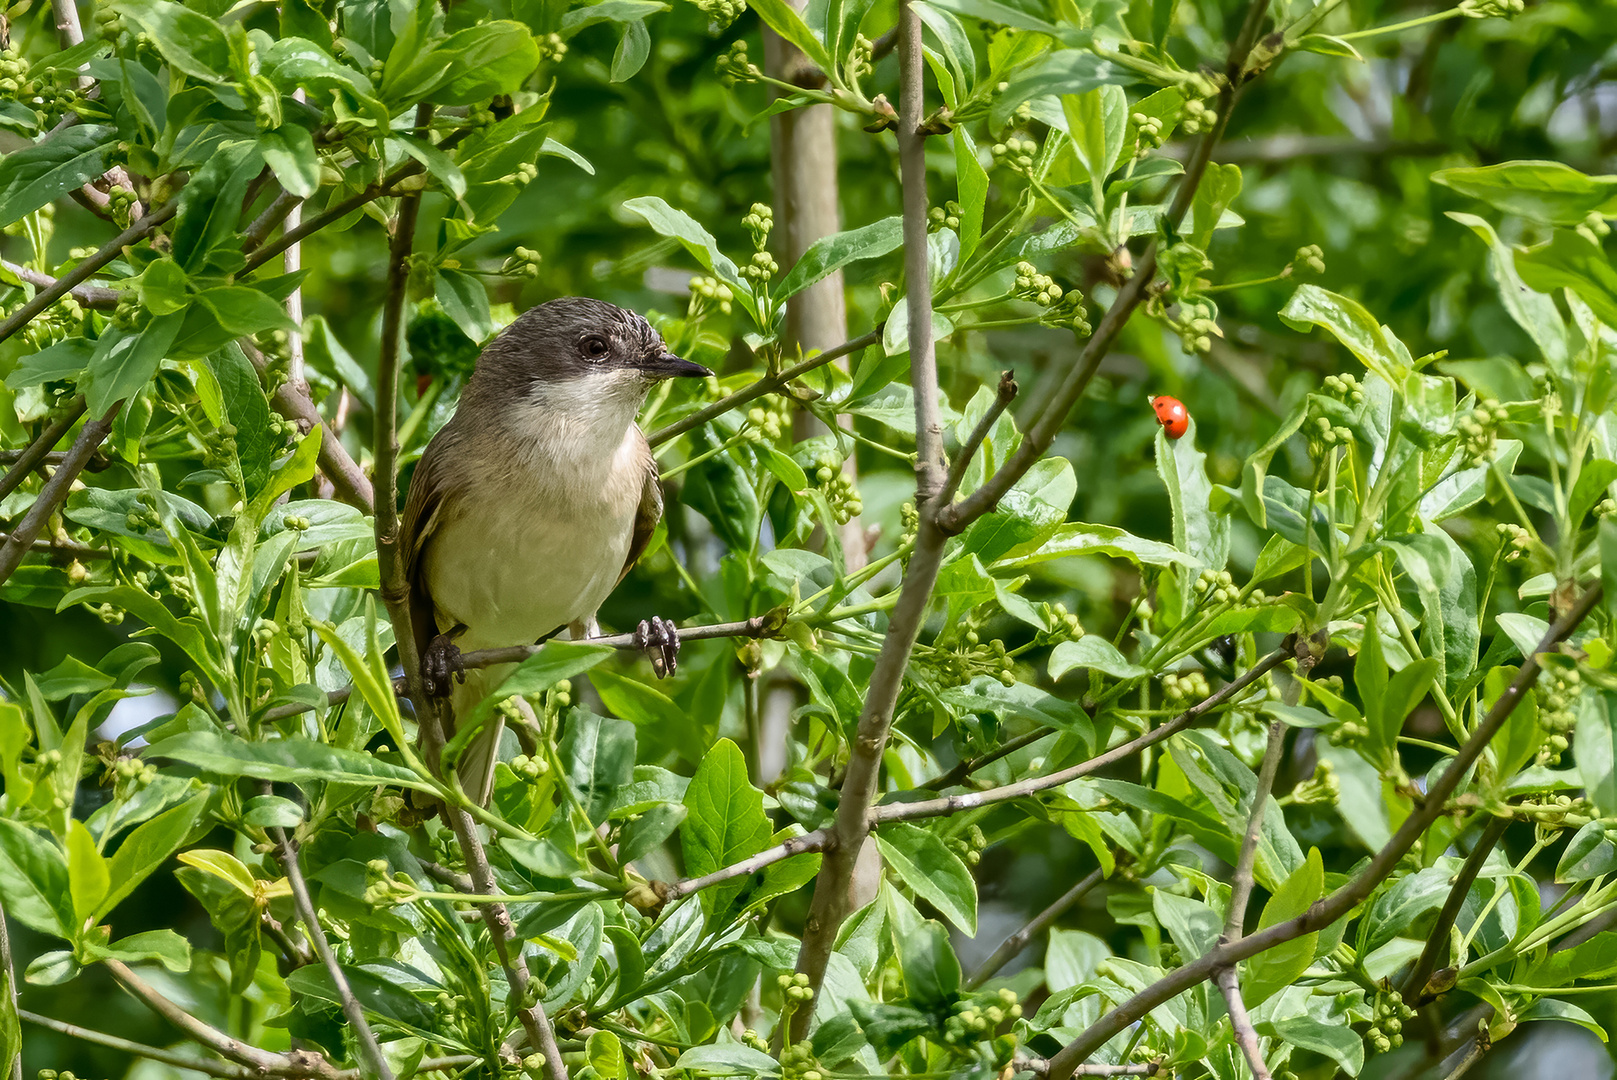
[400,298,710,802]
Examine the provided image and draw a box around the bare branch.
[104,959,310,1075]
[1042,584,1603,1078]
[1223,718,1286,942]
[240,340,374,513]
[1214,967,1270,1080]
[0,261,118,309]
[0,400,88,503]
[787,0,946,1035]
[646,330,879,448]
[0,403,119,589]
[19,1009,251,1079]
[1404,813,1510,1004]
[0,202,177,348]
[244,190,306,251]
[661,830,832,901]
[270,827,396,1080]
[939,369,1017,507]
[967,866,1104,989]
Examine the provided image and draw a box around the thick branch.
[1403,813,1510,1003]
[646,330,879,448]
[0,400,88,503]
[967,866,1104,989]
[271,827,395,1080]
[240,341,374,513]
[1043,585,1602,1078]
[0,403,118,588]
[0,202,177,348]
[787,0,944,1037]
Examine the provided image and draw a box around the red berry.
[1152,395,1190,439]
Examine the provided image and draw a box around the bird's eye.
[581,335,610,360]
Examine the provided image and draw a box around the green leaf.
[83,314,184,416]
[99,793,207,918]
[897,920,960,1008]
[422,22,542,105]
[680,738,772,924]
[0,821,71,938]
[1488,665,1542,785]
[1061,84,1127,187]
[616,803,687,865]
[145,731,436,791]
[1048,636,1148,680]
[873,823,977,934]
[1156,419,1229,573]
[1243,847,1323,1006]
[259,124,320,198]
[1189,162,1241,250]
[611,18,651,82]
[1239,397,1310,528]
[561,0,669,32]
[1433,161,1617,226]
[0,126,115,228]
[1294,33,1363,60]
[623,196,754,312]
[113,0,232,79]
[559,709,637,826]
[1557,821,1617,883]
[674,1044,782,1075]
[66,820,108,933]
[1279,284,1408,387]
[1577,690,1617,819]
[748,0,834,75]
[86,928,192,972]
[1447,213,1569,373]
[776,217,903,301]
[1515,229,1617,328]
[492,640,614,699]
[435,268,494,342]
[953,128,989,261]
[1259,1014,1363,1077]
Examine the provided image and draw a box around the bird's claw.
[423,634,466,697]
[634,616,680,678]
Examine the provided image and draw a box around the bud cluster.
[930,630,1016,688]
[1039,601,1084,644]
[991,136,1037,174]
[1321,372,1364,405]
[928,201,963,233]
[900,501,919,544]
[946,824,987,867]
[1289,759,1339,806]
[1039,291,1093,335]
[508,752,551,781]
[1179,98,1215,135]
[502,246,543,280]
[1368,991,1414,1052]
[694,0,747,29]
[744,398,787,443]
[717,41,762,84]
[778,971,814,1003]
[0,48,33,98]
[1194,569,1238,605]
[362,858,418,907]
[941,988,1023,1049]
[1311,414,1354,449]
[1496,522,1532,562]
[742,250,779,283]
[1162,669,1211,703]
[688,274,734,318]
[845,33,875,82]
[1536,667,1581,765]
[1012,262,1062,306]
[536,32,568,61]
[1172,296,1220,354]
[1458,401,1509,467]
[812,451,862,523]
[1130,110,1165,151]
[743,202,773,250]
[113,290,151,332]
[1291,244,1326,276]
[20,293,82,350]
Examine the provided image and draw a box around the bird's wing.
[618,433,663,585]
[400,428,457,656]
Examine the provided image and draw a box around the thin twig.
[0,260,118,308]
[967,866,1104,989]
[20,1009,253,1080]
[1214,967,1270,1080]
[1,899,20,1080]
[0,202,177,348]
[786,0,945,1037]
[1043,584,1603,1079]
[270,827,395,1080]
[243,190,305,251]
[0,403,118,588]
[103,959,305,1074]
[0,400,87,503]
[922,727,1049,791]
[646,330,879,447]
[240,341,374,513]
[1404,813,1510,1003]
[0,532,107,559]
[660,831,832,901]
[939,369,1017,507]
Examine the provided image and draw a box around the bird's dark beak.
[635,350,712,380]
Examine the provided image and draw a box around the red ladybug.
[1152,395,1190,439]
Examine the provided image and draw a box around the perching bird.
[400,297,711,803]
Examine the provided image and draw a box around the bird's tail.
[451,664,514,806]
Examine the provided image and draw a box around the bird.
[399,297,712,804]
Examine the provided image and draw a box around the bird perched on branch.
[400,297,711,803]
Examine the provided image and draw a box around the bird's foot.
[423,633,466,697]
[634,616,680,678]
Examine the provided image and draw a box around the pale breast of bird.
[420,417,648,651]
